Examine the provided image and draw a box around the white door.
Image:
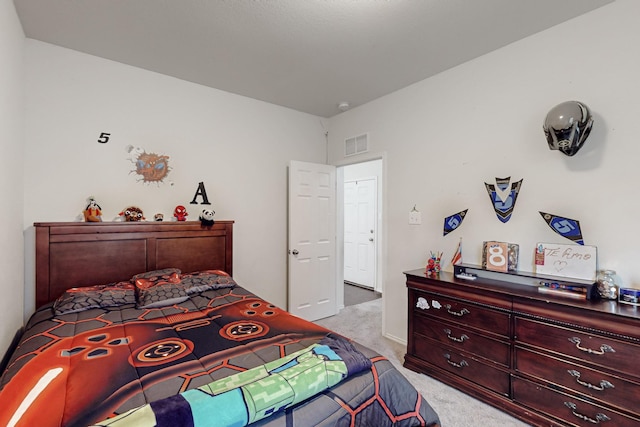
[288,160,337,321]
[343,178,377,288]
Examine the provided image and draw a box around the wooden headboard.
[34,221,233,308]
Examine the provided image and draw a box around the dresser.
[404,268,640,426]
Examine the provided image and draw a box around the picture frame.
[482,241,519,272]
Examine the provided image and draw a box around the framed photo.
[482,241,519,272]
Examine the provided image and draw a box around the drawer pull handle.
[445,304,470,317]
[444,329,469,343]
[444,353,468,369]
[568,370,615,391]
[569,337,616,355]
[563,402,611,424]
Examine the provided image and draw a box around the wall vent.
[345,133,368,156]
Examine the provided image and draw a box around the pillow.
[130,268,182,282]
[135,273,188,309]
[53,282,135,315]
[180,270,237,294]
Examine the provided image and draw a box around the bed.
[0,221,440,427]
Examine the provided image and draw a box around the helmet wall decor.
[543,101,594,156]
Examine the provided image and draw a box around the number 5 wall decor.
[539,211,585,245]
[484,177,523,223]
[443,209,468,236]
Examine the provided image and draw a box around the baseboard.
[0,326,24,374]
[382,331,407,346]
[344,281,375,291]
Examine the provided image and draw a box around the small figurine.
[425,251,442,275]
[154,213,164,222]
[83,196,102,222]
[119,206,145,222]
[199,208,215,227]
[174,205,188,221]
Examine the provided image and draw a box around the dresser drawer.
[413,337,510,395]
[515,317,639,378]
[412,291,510,337]
[513,376,640,427]
[515,347,640,416]
[414,313,510,366]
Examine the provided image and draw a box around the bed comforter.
[0,284,440,427]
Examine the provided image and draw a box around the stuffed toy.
[174,205,188,221]
[119,206,145,222]
[199,208,215,227]
[83,196,102,222]
[154,213,164,222]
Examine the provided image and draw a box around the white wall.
[0,0,25,355]
[22,40,327,318]
[328,0,640,342]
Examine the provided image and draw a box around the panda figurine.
[199,208,215,227]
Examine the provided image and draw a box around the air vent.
[345,133,368,157]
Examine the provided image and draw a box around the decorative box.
[619,288,640,306]
[482,241,519,272]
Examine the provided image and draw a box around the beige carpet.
[344,282,381,307]
[315,298,530,427]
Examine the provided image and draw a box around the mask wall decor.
[543,101,594,156]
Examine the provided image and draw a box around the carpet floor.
[315,298,530,427]
[344,282,381,307]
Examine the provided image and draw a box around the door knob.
[290,249,299,255]
[369,238,374,242]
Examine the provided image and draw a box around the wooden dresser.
[404,268,640,426]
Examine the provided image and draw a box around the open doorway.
[337,159,383,308]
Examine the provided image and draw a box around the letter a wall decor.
[484,177,523,223]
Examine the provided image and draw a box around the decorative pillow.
[130,268,182,282]
[53,282,136,315]
[135,273,188,309]
[180,270,237,294]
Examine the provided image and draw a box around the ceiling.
[14,0,613,118]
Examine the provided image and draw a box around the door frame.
[335,155,385,312]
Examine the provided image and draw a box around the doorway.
[338,159,383,308]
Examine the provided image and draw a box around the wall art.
[539,211,584,245]
[126,145,171,184]
[443,209,468,236]
[484,177,522,223]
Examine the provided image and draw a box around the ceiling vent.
[345,133,368,157]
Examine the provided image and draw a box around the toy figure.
[83,196,102,222]
[174,205,188,221]
[154,213,164,221]
[425,251,442,275]
[119,206,145,222]
[199,208,215,227]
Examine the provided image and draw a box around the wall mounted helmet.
[543,101,594,156]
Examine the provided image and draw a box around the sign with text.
[535,242,597,281]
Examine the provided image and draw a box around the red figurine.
[174,205,188,221]
[425,251,442,275]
